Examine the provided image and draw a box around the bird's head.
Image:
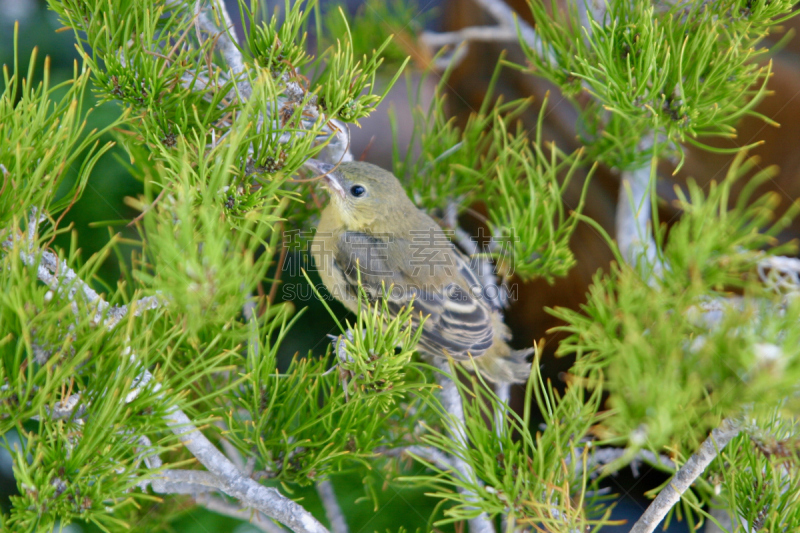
[304,160,413,231]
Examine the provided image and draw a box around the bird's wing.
[334,231,494,360]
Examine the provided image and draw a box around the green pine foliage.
[221,288,435,486]
[552,152,800,450]
[0,44,117,228]
[314,8,408,123]
[321,0,426,66]
[408,359,611,530]
[710,412,800,532]
[521,0,795,170]
[392,61,590,281]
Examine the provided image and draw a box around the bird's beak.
[303,159,346,200]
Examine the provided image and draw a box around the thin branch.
[434,359,496,533]
[568,445,676,478]
[615,139,663,277]
[613,137,745,533]
[381,445,461,477]
[46,393,87,421]
[196,493,289,533]
[189,0,351,165]
[472,0,550,61]
[157,380,329,532]
[133,434,162,471]
[494,382,511,443]
[51,353,326,528]
[758,255,800,294]
[2,238,163,329]
[107,295,163,328]
[629,418,741,533]
[28,391,86,422]
[422,26,521,47]
[184,0,353,166]
[441,204,521,531]
[316,479,349,533]
[493,380,512,529]
[7,224,328,532]
[216,420,247,472]
[195,0,251,99]
[148,469,224,494]
[320,118,354,165]
[420,0,554,69]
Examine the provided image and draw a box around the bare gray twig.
[422,26,520,48]
[46,393,87,421]
[629,418,741,533]
[442,203,522,531]
[217,420,247,472]
[316,479,349,533]
[382,445,461,477]
[189,0,352,164]
[195,0,251,99]
[577,0,608,39]
[148,469,224,494]
[615,142,662,277]
[7,219,329,532]
[758,255,800,294]
[472,0,549,59]
[157,381,330,532]
[434,359,496,533]
[2,238,163,329]
[196,493,289,533]
[420,0,554,69]
[613,141,747,533]
[568,445,676,478]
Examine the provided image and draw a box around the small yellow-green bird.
[306,160,531,384]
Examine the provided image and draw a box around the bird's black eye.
[350,185,366,197]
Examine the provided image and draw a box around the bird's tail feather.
[470,344,533,384]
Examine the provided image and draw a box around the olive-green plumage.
[308,160,531,383]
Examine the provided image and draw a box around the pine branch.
[493,382,510,442]
[192,0,352,163]
[316,479,349,533]
[442,204,522,530]
[2,240,163,330]
[183,0,353,165]
[613,137,745,533]
[194,0,251,99]
[629,417,741,533]
[161,400,326,532]
[382,445,461,477]
[420,0,553,69]
[7,218,329,533]
[217,420,248,472]
[31,393,87,422]
[434,359,496,533]
[422,25,522,47]
[148,470,223,494]
[615,138,662,276]
[195,493,289,533]
[472,0,548,56]
[758,255,800,294]
[571,446,676,478]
